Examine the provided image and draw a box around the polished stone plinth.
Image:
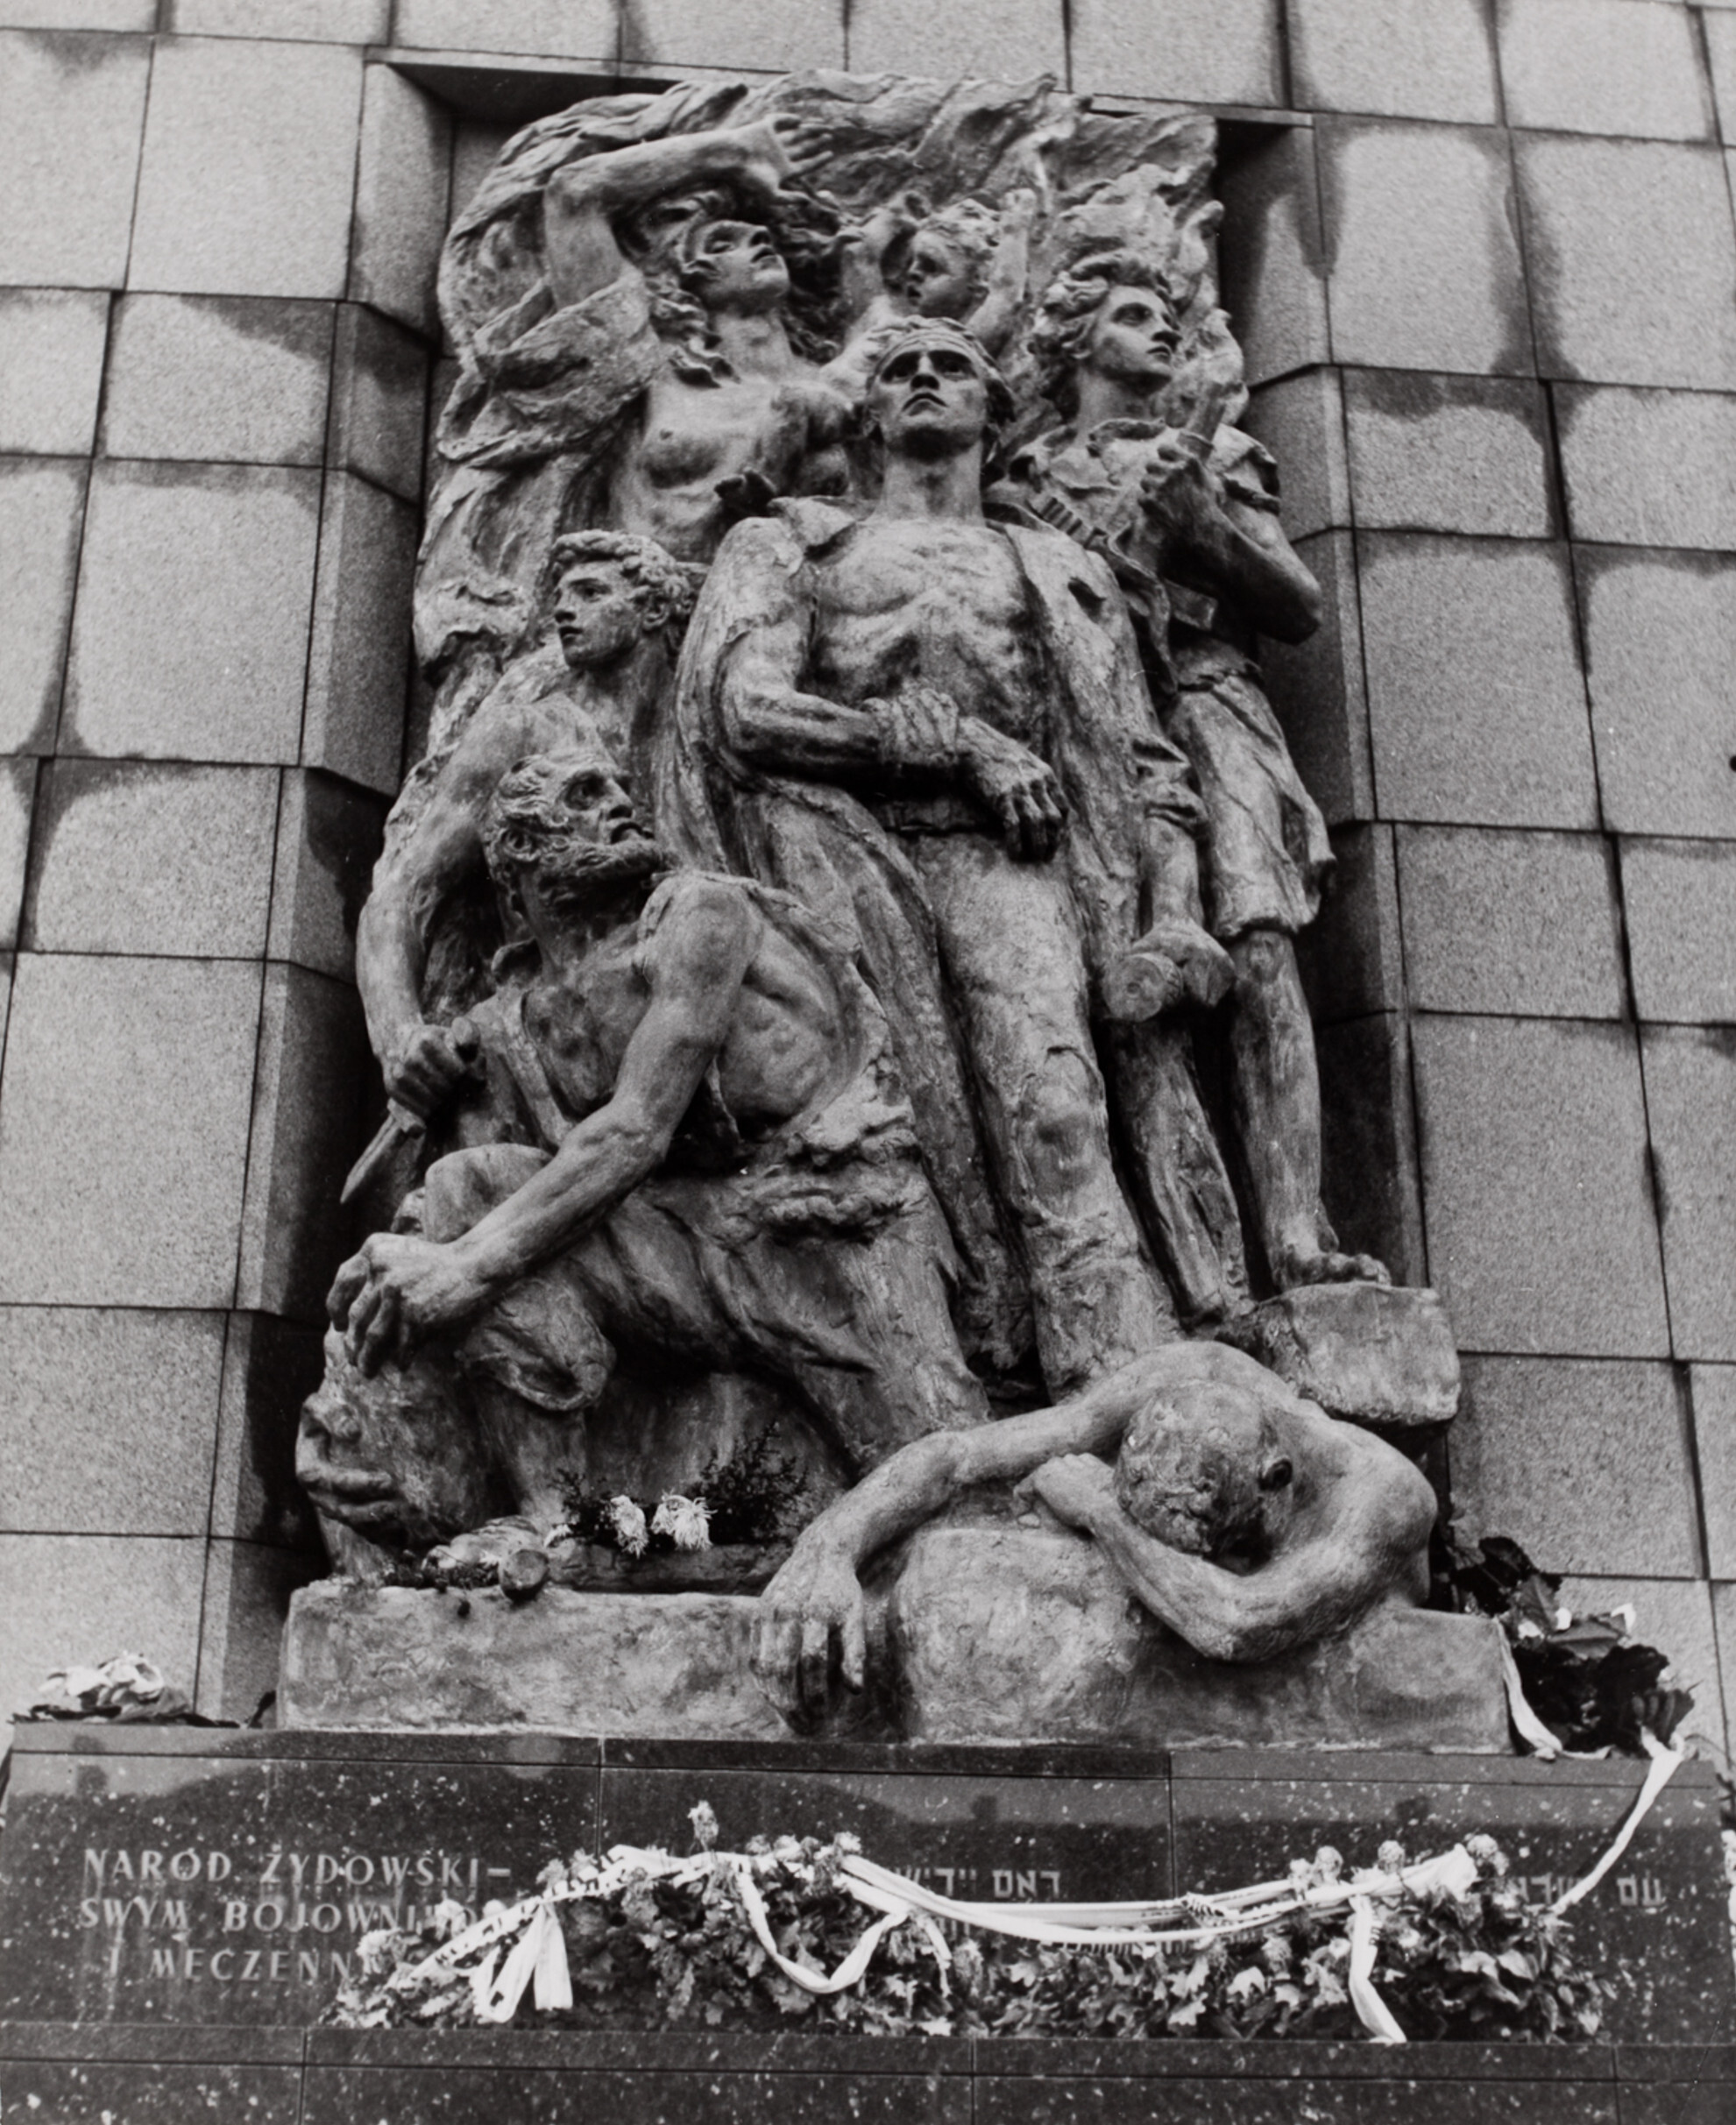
[281,1528,1511,1753]
[0,1726,1728,2047]
[0,2022,1731,2125]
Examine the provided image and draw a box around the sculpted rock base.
[280,1582,796,1739]
[890,1526,1508,1752]
[281,1521,1509,1753]
[1216,1283,1461,1434]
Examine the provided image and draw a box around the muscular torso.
[522,887,847,1151]
[810,518,1047,751]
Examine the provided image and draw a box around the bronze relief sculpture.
[294,70,1470,1745]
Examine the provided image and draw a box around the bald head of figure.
[1113,1361,1305,1559]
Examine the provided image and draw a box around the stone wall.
[1,0,1732,1756]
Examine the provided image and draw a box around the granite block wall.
[0,0,1732,1762]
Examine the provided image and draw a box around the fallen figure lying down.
[751,1339,1438,1725]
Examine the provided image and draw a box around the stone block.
[1640,1024,1736,1362]
[1296,819,1402,1024]
[237,963,372,1324]
[266,767,385,981]
[1216,126,1329,387]
[197,1539,322,1724]
[0,30,149,287]
[1556,1573,1726,1760]
[0,1533,205,1724]
[1343,371,1554,538]
[625,0,843,70]
[1315,1012,1428,1287]
[0,1305,225,1537]
[1287,0,1499,123]
[891,1526,1510,1750]
[1516,137,1736,388]
[128,38,364,300]
[1411,1014,1670,1356]
[102,293,334,466]
[0,758,34,951]
[1216,1282,1460,1432]
[1358,534,1598,829]
[1622,837,1736,1024]
[1242,367,1349,540]
[1690,1366,1736,1578]
[1316,119,1530,375]
[1067,0,1281,106]
[0,288,109,455]
[212,1310,324,1546]
[302,471,416,795]
[0,953,264,1307]
[0,457,86,755]
[0,1727,602,2027]
[281,1581,792,1734]
[4,3,153,23]
[23,759,279,956]
[1708,13,1736,140]
[847,0,1062,81]
[1498,0,1713,141]
[1395,824,1625,1017]
[1259,528,1374,825]
[348,60,450,339]
[1579,548,1736,839]
[326,302,427,503]
[391,0,618,59]
[1452,1356,1698,1576]
[62,461,320,766]
[1557,384,1736,550]
[170,0,390,37]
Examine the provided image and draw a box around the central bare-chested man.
[660,319,1232,1395]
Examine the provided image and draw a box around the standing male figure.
[660,318,1233,1397]
[358,530,694,1128]
[1015,252,1385,1291]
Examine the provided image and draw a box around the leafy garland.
[330,1822,1611,2044]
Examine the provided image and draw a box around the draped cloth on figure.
[652,499,1229,1381]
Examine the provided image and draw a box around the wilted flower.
[652,1493,712,1550]
[1314,1846,1344,1882]
[689,1802,719,1851]
[428,1897,470,1941]
[1376,1840,1407,1874]
[1260,1933,1293,1973]
[605,1495,649,1555]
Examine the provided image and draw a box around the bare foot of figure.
[1272,1242,1391,1289]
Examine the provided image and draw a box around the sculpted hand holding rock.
[753,1341,1436,1724]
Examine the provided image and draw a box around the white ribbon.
[1346,1895,1406,2044]
[1549,1731,1683,1915]
[1497,1633,1563,1760]
[397,1771,1669,2051]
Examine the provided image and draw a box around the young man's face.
[555,563,644,670]
[870,337,990,460]
[1084,284,1179,391]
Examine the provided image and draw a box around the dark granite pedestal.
[0,1725,1729,2121]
